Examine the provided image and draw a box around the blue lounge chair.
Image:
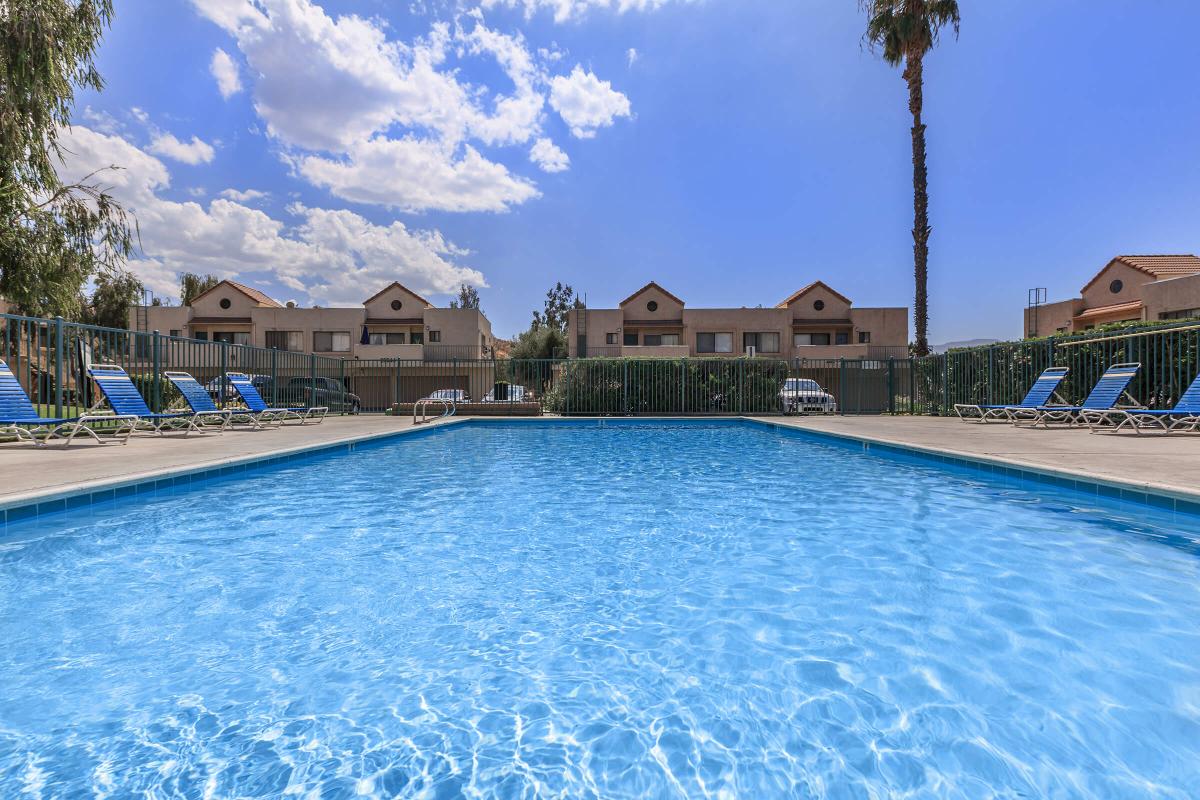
[1094,371,1200,434]
[1,358,135,446]
[226,372,327,428]
[88,364,207,437]
[954,366,1070,422]
[163,371,234,431]
[1021,362,1142,428]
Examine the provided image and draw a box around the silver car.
[780,378,837,414]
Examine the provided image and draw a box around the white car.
[423,389,469,403]
[780,378,837,414]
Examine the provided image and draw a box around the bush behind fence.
[4,313,1197,418]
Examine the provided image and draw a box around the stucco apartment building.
[131,279,494,360]
[567,281,908,360]
[1024,255,1200,337]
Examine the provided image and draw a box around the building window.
[169,329,181,338]
[744,332,780,353]
[696,332,733,353]
[265,330,303,351]
[410,331,424,344]
[606,332,618,345]
[623,332,639,346]
[647,300,658,312]
[368,332,406,345]
[643,333,681,347]
[428,330,441,343]
[1109,279,1124,294]
[1160,308,1200,320]
[858,331,871,344]
[794,333,831,346]
[835,331,849,345]
[219,298,232,309]
[391,299,403,310]
[194,332,208,341]
[813,300,825,311]
[313,331,351,352]
[214,332,250,346]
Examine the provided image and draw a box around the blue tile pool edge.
[3,415,1198,529]
[741,417,1200,518]
[0,418,472,529]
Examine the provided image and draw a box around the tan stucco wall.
[1143,273,1200,319]
[783,286,852,318]
[619,286,684,321]
[135,286,491,360]
[1023,298,1082,337]
[1079,261,1154,309]
[568,301,908,359]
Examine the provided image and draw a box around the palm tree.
[861,0,959,356]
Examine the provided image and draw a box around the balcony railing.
[423,345,495,361]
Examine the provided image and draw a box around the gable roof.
[619,281,685,307]
[363,281,433,308]
[1082,255,1200,292]
[776,281,852,309]
[190,279,282,308]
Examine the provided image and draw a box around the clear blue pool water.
[1,420,1199,798]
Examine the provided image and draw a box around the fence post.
[53,316,64,418]
[340,358,346,414]
[942,354,950,416]
[835,357,843,415]
[152,330,162,412]
[220,342,228,408]
[271,347,278,406]
[393,359,401,412]
[887,357,895,415]
[987,346,994,406]
[564,359,571,416]
[309,353,317,408]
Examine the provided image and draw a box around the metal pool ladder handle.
[413,397,453,425]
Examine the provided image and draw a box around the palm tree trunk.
[904,54,931,357]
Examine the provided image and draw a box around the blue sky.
[67,0,1200,342]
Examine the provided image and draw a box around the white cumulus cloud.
[219,188,268,201]
[529,137,569,172]
[549,65,631,138]
[210,48,243,98]
[189,0,633,211]
[482,0,695,23]
[148,132,216,165]
[57,125,484,304]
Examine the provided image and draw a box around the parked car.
[422,389,469,404]
[483,383,528,403]
[205,374,271,404]
[780,378,837,414]
[282,376,361,414]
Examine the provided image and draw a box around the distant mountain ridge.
[931,338,1001,354]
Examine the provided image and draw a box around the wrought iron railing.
[5,313,1195,419]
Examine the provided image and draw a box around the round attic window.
[813,300,825,311]
[219,298,231,310]
[391,299,403,310]
[1109,279,1123,294]
[647,300,659,312]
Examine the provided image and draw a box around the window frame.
[313,330,351,353]
[743,331,780,353]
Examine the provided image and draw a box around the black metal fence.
[5,313,1196,419]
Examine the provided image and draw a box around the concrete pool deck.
[1,414,1197,521]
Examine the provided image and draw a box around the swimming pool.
[1,419,1198,797]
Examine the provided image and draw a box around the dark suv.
[283,376,361,414]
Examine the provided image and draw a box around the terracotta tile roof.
[776,281,852,309]
[189,280,283,308]
[1081,255,1200,292]
[1073,300,1144,321]
[619,281,685,307]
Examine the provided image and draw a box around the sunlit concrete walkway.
[763,415,1200,501]
[0,415,462,509]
